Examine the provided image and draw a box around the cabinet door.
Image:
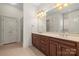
[32,34,36,46]
[60,45,76,56]
[32,34,41,50]
[40,35,49,56]
[36,37,40,50]
[50,40,58,56]
[40,44,49,55]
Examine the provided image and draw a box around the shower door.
[2,16,19,44]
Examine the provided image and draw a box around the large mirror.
[46,3,79,35]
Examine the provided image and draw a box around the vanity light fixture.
[56,3,62,8]
[58,6,63,10]
[36,10,46,19]
[55,3,69,10]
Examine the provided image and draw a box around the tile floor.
[0,43,44,56]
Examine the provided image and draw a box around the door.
[2,16,19,44]
[60,44,76,56]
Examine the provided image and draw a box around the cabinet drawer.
[40,39,49,45]
[40,36,49,42]
[50,37,76,47]
[50,39,58,45]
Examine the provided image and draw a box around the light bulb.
[41,12,43,16]
[64,3,68,7]
[58,6,63,10]
[56,3,62,7]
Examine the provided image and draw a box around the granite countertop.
[32,32,79,42]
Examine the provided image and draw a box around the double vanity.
[32,32,79,56]
[31,4,79,56]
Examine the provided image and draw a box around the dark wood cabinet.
[32,34,40,49]
[40,35,50,56]
[32,34,50,55]
[50,37,77,56]
[32,33,79,56]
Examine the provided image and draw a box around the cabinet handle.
[59,46,61,48]
[71,49,76,52]
[66,49,70,52]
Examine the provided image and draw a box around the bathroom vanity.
[32,4,79,56]
[32,33,79,56]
